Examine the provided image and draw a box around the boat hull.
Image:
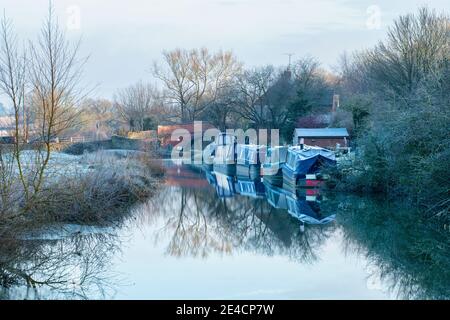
[282,168,325,190]
[202,162,214,172]
[262,167,283,187]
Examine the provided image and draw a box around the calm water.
[1,160,448,299]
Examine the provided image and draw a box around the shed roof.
[294,128,349,138]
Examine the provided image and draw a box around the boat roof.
[267,146,288,151]
[289,145,332,153]
[287,145,336,161]
[237,144,266,150]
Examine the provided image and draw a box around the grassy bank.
[0,149,165,238]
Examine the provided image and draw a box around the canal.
[1,160,448,299]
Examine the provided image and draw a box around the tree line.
[0,5,448,220]
[332,7,449,220]
[110,48,334,142]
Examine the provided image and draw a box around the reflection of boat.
[264,182,335,225]
[282,145,336,190]
[213,133,237,175]
[262,146,288,187]
[236,144,266,180]
[264,182,288,209]
[202,142,216,171]
[286,195,336,225]
[204,170,217,186]
[214,172,236,198]
[235,177,266,198]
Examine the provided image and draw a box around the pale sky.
[0,0,448,105]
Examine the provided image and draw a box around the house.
[293,128,349,150]
[296,94,341,129]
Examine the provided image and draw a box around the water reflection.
[140,161,449,299]
[329,196,450,300]
[0,227,122,299]
[0,161,448,299]
[137,162,337,262]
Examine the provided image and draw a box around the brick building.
[293,128,349,150]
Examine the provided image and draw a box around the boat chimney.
[299,138,304,150]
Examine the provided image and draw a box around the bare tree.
[153,48,241,122]
[114,81,159,131]
[28,4,88,197]
[366,7,449,100]
[233,65,276,129]
[0,13,29,200]
[291,57,323,94]
[233,58,331,137]
[80,98,118,139]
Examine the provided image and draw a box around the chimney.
[298,137,304,149]
[332,94,340,112]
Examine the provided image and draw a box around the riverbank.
[0,149,165,239]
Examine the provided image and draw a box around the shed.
[293,128,349,150]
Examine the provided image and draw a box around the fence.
[58,135,96,144]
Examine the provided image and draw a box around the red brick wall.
[300,137,348,149]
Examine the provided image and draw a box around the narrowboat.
[282,145,336,191]
[236,144,266,180]
[213,133,237,176]
[202,141,216,171]
[261,146,288,187]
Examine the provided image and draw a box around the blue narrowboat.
[261,146,288,187]
[282,145,336,191]
[213,133,237,176]
[202,141,216,171]
[236,144,266,180]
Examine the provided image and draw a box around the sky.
[0,0,448,105]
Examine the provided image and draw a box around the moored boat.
[261,146,288,187]
[236,144,266,180]
[202,141,216,171]
[213,133,237,176]
[282,145,336,191]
